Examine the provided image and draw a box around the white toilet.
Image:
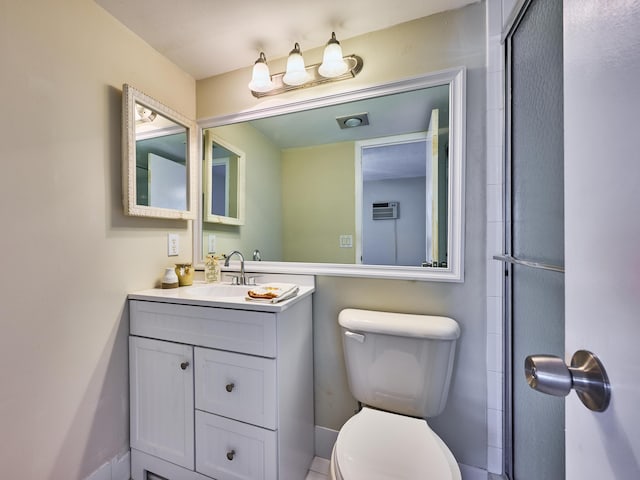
[330,308,462,480]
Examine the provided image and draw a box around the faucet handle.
[245,275,261,286]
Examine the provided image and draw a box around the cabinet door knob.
[180,361,190,370]
[226,449,236,461]
[225,382,235,392]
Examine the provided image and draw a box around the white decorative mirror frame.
[122,84,198,219]
[195,67,466,281]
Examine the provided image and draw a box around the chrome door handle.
[524,350,611,412]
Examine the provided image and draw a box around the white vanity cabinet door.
[195,347,276,429]
[195,411,277,480]
[129,336,195,470]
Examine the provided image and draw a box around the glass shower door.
[505,0,564,478]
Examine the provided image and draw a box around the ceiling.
[247,84,449,148]
[210,84,449,181]
[94,0,479,80]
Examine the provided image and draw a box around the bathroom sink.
[129,277,314,311]
[181,283,253,299]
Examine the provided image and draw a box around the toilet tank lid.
[339,309,460,340]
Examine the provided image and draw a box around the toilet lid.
[334,408,461,480]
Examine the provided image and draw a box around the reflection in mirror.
[135,110,187,210]
[196,68,465,281]
[357,128,448,268]
[203,131,245,225]
[122,84,197,219]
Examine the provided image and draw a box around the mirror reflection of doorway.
[211,160,229,217]
[357,109,447,267]
[148,152,187,211]
[360,138,427,266]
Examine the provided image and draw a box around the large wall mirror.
[195,68,465,281]
[122,84,197,219]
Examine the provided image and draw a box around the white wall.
[197,3,488,470]
[484,0,507,473]
[362,177,426,266]
[0,1,195,478]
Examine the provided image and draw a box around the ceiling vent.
[336,112,370,129]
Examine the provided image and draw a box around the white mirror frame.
[122,84,198,219]
[203,130,246,225]
[195,67,466,282]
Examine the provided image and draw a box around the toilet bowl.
[331,309,462,480]
[329,408,461,480]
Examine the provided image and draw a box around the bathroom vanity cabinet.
[127,286,314,480]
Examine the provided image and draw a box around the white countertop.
[129,275,315,313]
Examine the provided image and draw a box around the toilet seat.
[330,407,461,480]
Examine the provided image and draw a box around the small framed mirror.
[122,84,197,219]
[203,131,245,225]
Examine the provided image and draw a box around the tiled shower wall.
[485,0,518,475]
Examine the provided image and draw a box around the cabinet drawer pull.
[225,382,235,392]
[226,449,236,461]
[180,361,190,370]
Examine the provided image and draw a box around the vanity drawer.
[130,300,277,357]
[195,410,277,480]
[195,347,276,429]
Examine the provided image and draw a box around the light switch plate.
[168,233,179,256]
[208,234,217,253]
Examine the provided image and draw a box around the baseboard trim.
[459,463,490,480]
[84,450,130,480]
[314,425,339,460]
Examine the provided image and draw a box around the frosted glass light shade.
[248,53,274,93]
[282,43,309,86]
[319,42,348,77]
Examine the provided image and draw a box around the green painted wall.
[281,142,356,263]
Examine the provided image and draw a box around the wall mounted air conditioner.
[372,201,399,220]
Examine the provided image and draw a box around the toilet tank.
[338,308,460,418]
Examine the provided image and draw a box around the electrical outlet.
[168,233,179,256]
[339,234,353,248]
[208,234,217,253]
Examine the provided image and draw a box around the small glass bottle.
[204,254,222,283]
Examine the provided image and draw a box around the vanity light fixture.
[282,43,310,86]
[249,32,363,98]
[248,52,275,93]
[135,104,157,123]
[318,32,349,77]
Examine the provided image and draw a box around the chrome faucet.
[224,250,246,285]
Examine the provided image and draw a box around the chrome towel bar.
[493,254,565,274]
